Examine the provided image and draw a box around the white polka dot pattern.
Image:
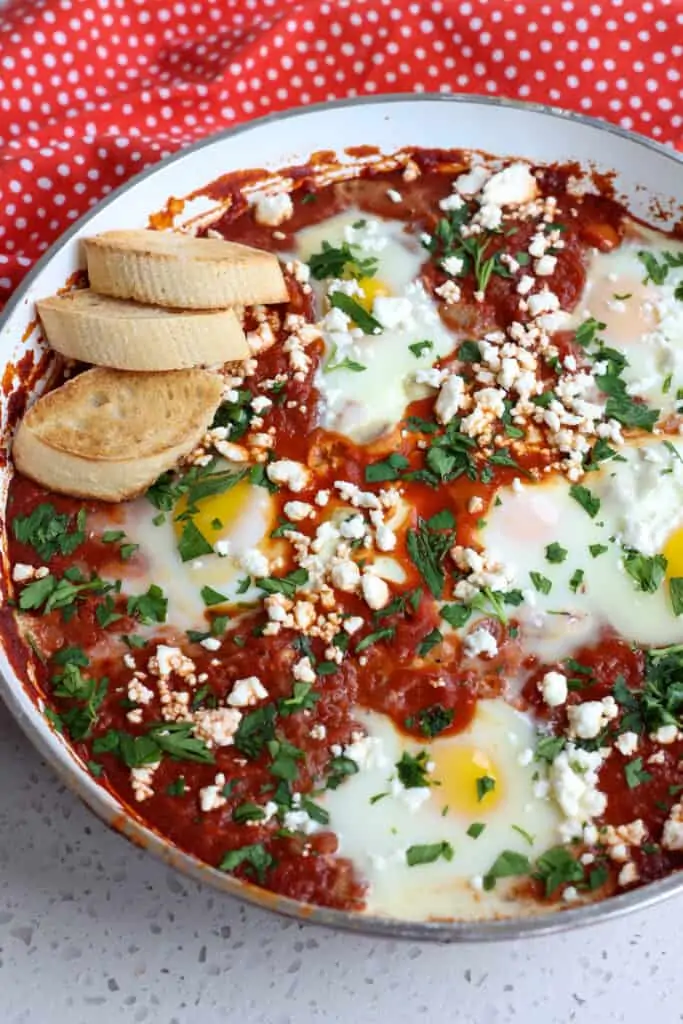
[0,0,681,304]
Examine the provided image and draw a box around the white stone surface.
[0,702,681,1023]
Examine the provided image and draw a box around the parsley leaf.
[534,846,583,896]
[406,515,456,598]
[219,843,274,883]
[408,704,454,738]
[483,850,531,890]
[127,585,167,624]
[365,453,410,483]
[622,550,667,594]
[476,775,496,802]
[405,841,454,867]
[12,503,86,561]
[396,750,431,789]
[257,568,309,598]
[467,823,486,839]
[308,240,378,281]
[409,340,434,358]
[417,628,443,656]
[200,585,227,607]
[529,571,552,595]
[569,484,601,518]
[177,519,214,562]
[329,292,382,334]
[624,756,653,789]
[545,542,568,564]
[670,577,683,617]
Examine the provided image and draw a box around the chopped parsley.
[257,568,309,598]
[670,577,683,617]
[417,627,443,657]
[529,571,552,595]
[569,568,585,593]
[328,291,382,334]
[534,846,583,896]
[589,543,609,558]
[19,571,110,616]
[409,340,434,358]
[405,841,454,867]
[177,519,214,562]
[365,452,410,483]
[569,484,601,518]
[355,625,396,652]
[396,750,431,789]
[545,542,567,564]
[406,704,454,738]
[483,849,530,891]
[624,756,653,789]
[622,550,667,594]
[12,503,85,561]
[406,515,456,599]
[127,584,167,624]
[200,585,227,607]
[467,823,486,839]
[219,843,274,883]
[308,240,378,281]
[476,774,496,802]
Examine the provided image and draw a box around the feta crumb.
[535,254,557,277]
[539,670,568,708]
[331,559,361,592]
[292,657,316,684]
[240,548,270,578]
[615,731,640,757]
[567,697,618,740]
[251,190,294,226]
[361,572,390,610]
[435,373,466,425]
[464,627,498,659]
[343,616,365,634]
[284,500,314,522]
[442,254,465,277]
[193,708,242,748]
[227,675,268,707]
[386,188,402,203]
[199,783,227,813]
[662,803,683,851]
[481,163,538,207]
[200,636,222,652]
[434,280,461,305]
[266,459,310,493]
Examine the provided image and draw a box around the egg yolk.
[174,480,255,542]
[355,276,391,312]
[663,527,683,593]
[429,744,502,816]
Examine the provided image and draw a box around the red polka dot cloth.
[1,0,681,305]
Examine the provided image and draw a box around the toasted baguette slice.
[84,229,289,309]
[13,367,222,502]
[36,289,248,371]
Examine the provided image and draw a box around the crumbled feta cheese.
[250,394,273,415]
[361,572,390,610]
[251,190,294,226]
[284,500,314,522]
[615,731,640,757]
[464,627,498,659]
[199,783,227,813]
[438,192,465,212]
[266,459,310,493]
[442,254,465,277]
[344,734,389,770]
[455,165,490,196]
[331,559,361,592]
[214,539,231,557]
[435,373,466,425]
[535,254,557,277]
[227,676,268,707]
[539,670,568,708]
[434,280,461,305]
[128,679,154,706]
[386,188,402,203]
[550,744,607,838]
[310,723,327,740]
[662,803,683,851]
[339,514,366,541]
[292,657,316,684]
[481,163,538,207]
[240,548,270,578]
[415,366,449,389]
[200,636,222,652]
[653,724,679,745]
[154,645,185,678]
[193,708,242,748]
[343,616,365,635]
[477,203,503,231]
[567,697,618,740]
[527,289,560,318]
[618,862,639,887]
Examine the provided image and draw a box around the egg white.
[481,437,683,659]
[117,466,275,631]
[573,229,683,417]
[320,700,560,921]
[296,210,461,443]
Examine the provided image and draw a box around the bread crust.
[84,229,289,309]
[12,367,223,501]
[37,290,249,370]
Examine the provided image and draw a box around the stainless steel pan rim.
[1,93,681,942]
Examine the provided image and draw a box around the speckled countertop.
[1,702,681,1024]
